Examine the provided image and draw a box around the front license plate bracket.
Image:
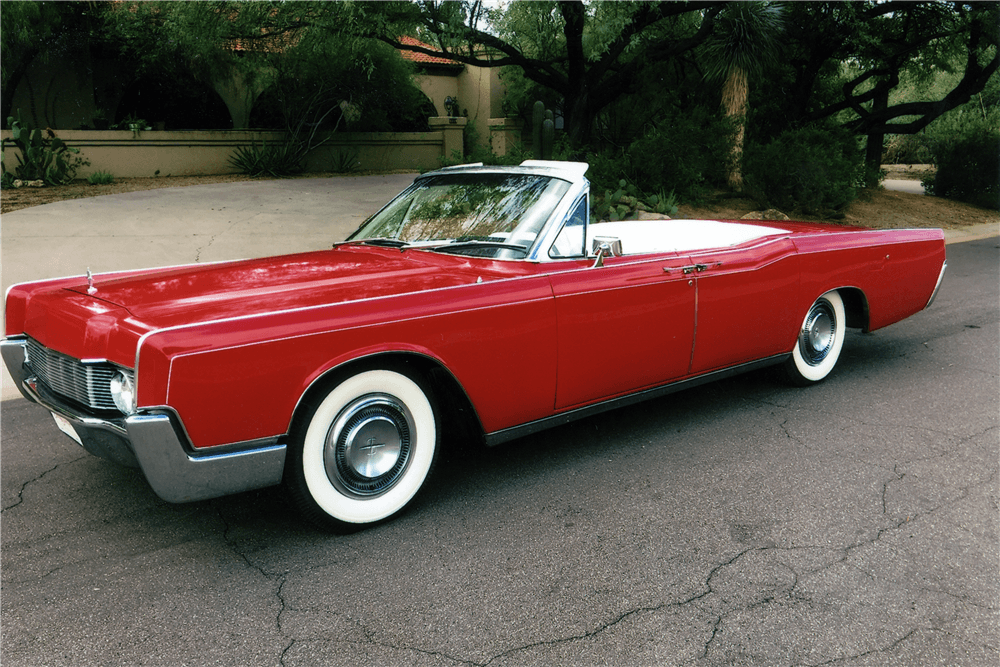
[52,412,83,446]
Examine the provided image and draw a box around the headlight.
[110,371,136,415]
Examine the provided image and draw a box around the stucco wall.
[1,125,466,178]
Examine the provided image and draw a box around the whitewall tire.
[286,368,438,529]
[785,290,846,385]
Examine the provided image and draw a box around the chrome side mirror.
[591,237,622,268]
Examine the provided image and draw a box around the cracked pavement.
[1,201,997,664]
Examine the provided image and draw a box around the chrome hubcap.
[325,394,414,497]
[800,299,836,366]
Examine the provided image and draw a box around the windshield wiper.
[359,238,408,248]
[428,241,529,256]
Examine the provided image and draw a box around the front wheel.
[285,368,438,530]
[784,290,846,385]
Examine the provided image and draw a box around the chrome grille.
[25,338,130,411]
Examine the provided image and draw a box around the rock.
[741,208,790,221]
[636,211,672,220]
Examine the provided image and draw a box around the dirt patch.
[677,189,998,231]
[883,163,935,181]
[2,168,997,230]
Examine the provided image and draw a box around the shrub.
[743,125,863,215]
[624,107,733,201]
[585,106,733,204]
[87,171,114,185]
[921,107,1000,210]
[884,134,933,164]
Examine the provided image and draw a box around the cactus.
[592,179,679,221]
[532,101,555,160]
[3,115,89,186]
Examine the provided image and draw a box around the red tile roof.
[398,36,464,69]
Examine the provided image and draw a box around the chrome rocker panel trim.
[484,353,791,446]
[3,338,286,503]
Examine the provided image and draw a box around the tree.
[763,1,999,185]
[213,0,728,148]
[22,1,434,132]
[701,1,784,189]
[0,1,107,123]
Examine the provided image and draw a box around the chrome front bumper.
[2,338,286,503]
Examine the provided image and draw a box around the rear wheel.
[285,368,438,530]
[784,290,846,385]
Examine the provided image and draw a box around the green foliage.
[921,106,1000,210]
[87,171,114,185]
[586,106,733,203]
[592,179,678,221]
[1,2,100,120]
[249,39,433,134]
[748,1,998,168]
[229,139,305,178]
[883,134,932,164]
[744,125,864,215]
[2,115,89,185]
[701,1,785,85]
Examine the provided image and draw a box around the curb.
[944,222,1000,245]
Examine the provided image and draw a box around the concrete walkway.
[1,173,419,297]
[883,178,926,195]
[2,174,997,400]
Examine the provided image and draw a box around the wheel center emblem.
[361,437,385,457]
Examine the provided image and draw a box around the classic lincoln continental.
[3,161,947,529]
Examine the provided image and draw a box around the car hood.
[63,246,504,331]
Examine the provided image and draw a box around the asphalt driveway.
[1,238,996,666]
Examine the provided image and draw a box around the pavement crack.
[794,628,918,666]
[1,457,86,512]
[882,464,905,515]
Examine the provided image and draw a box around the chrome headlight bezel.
[110,370,137,415]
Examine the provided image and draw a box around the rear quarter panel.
[792,228,946,331]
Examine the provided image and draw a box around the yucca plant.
[702,2,785,190]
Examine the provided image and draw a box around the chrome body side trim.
[483,354,790,446]
[3,338,286,503]
[925,260,947,309]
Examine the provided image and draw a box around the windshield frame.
[346,170,575,260]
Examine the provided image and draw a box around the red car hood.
[64,246,495,330]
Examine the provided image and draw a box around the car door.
[548,252,697,410]
[687,236,800,374]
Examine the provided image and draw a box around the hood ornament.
[86,268,97,295]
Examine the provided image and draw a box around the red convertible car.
[3,161,947,529]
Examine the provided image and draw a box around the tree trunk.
[864,85,890,188]
[722,65,748,190]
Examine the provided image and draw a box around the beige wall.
[414,60,505,150]
[1,125,467,178]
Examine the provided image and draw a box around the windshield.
[348,173,571,257]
